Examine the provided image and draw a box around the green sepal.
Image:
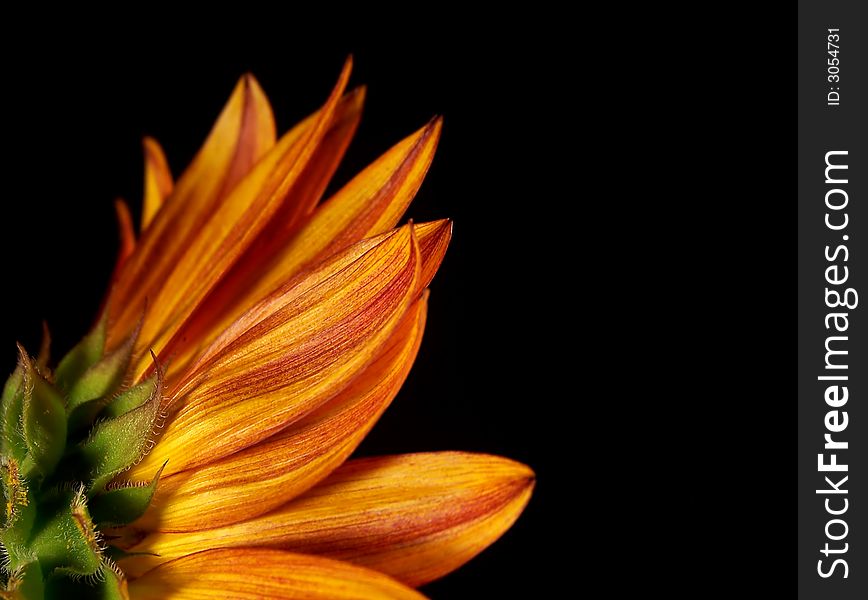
[89,461,166,527]
[102,375,157,420]
[0,485,36,575]
[28,487,102,577]
[99,562,130,600]
[0,456,29,530]
[78,365,162,495]
[21,352,67,478]
[1,364,27,462]
[66,330,137,421]
[54,314,106,394]
[1,560,44,599]
[66,398,111,440]
[68,370,157,438]
[43,559,128,600]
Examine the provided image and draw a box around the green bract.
[0,322,163,598]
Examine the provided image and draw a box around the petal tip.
[347,85,367,107]
[239,72,272,112]
[420,115,443,145]
[428,114,444,132]
[240,71,258,89]
[436,217,454,236]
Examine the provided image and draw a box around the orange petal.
[414,219,452,291]
[97,199,136,317]
[140,136,174,231]
[301,116,442,256]
[155,119,442,378]
[107,73,276,348]
[126,60,353,380]
[241,117,443,308]
[254,85,367,252]
[132,293,428,532]
[163,218,449,382]
[126,548,426,600]
[122,452,533,587]
[154,87,366,371]
[113,198,136,266]
[128,225,419,480]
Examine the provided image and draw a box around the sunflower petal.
[151,86,366,372]
[152,119,441,380]
[126,60,354,379]
[253,85,366,251]
[414,219,452,291]
[122,452,533,587]
[128,225,419,480]
[106,73,277,348]
[160,216,448,385]
[114,199,136,265]
[217,85,367,289]
[96,200,137,317]
[140,137,173,231]
[133,293,428,532]
[127,548,426,600]
[279,116,443,272]
[220,117,443,321]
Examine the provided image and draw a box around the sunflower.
[0,58,533,598]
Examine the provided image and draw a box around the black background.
[0,22,568,597]
[0,12,804,598]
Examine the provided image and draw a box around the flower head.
[0,59,533,598]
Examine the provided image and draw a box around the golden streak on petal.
[413,219,452,292]
[127,59,354,381]
[114,198,136,263]
[161,215,449,386]
[122,452,533,587]
[249,117,443,300]
[258,85,367,249]
[97,199,137,317]
[126,548,426,600]
[130,293,428,533]
[155,114,441,376]
[140,137,173,231]
[106,73,277,349]
[128,224,420,480]
[152,87,367,374]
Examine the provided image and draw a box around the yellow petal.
[107,73,276,348]
[140,136,174,231]
[155,118,441,378]
[127,548,426,600]
[127,60,354,380]
[233,117,443,314]
[161,217,449,381]
[414,219,452,291]
[294,117,443,261]
[128,224,419,480]
[254,85,366,250]
[113,198,136,266]
[98,199,136,316]
[122,452,533,587]
[132,293,428,532]
[150,86,366,373]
